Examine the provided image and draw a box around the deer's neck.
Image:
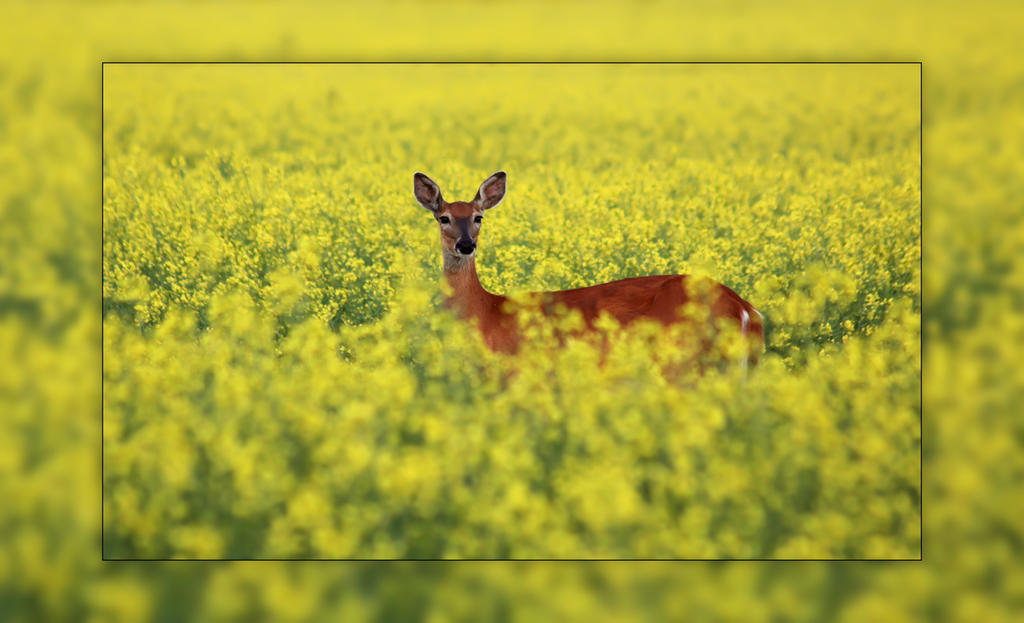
[443,252,503,319]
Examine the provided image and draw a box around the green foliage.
[9,0,1024,621]
[101,64,919,558]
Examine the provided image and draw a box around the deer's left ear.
[474,171,507,210]
[414,172,443,212]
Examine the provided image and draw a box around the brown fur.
[417,172,764,364]
[445,263,764,359]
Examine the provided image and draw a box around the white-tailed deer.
[413,171,764,367]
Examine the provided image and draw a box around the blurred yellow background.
[3,0,1020,621]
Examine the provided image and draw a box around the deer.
[413,170,764,370]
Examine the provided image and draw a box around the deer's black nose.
[456,240,475,255]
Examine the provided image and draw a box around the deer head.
[414,171,506,269]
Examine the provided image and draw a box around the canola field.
[8,0,1024,620]
[102,63,920,559]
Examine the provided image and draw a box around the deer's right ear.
[413,172,443,212]
[474,171,507,211]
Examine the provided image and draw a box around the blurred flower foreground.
[3,0,1020,621]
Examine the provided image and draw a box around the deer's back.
[540,274,759,333]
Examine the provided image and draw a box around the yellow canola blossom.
[102,63,920,559]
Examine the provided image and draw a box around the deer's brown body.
[414,171,764,364]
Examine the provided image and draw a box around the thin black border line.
[103,561,917,565]
[101,60,105,562]
[103,60,921,66]
[919,60,924,562]
[99,59,925,565]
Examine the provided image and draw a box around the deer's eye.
[474,216,482,224]
[438,216,450,224]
